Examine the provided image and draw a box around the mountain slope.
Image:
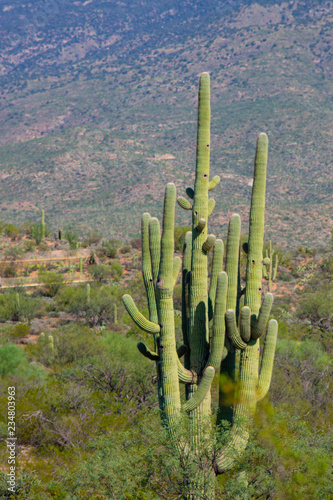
[0,0,332,247]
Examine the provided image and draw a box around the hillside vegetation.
[0,0,332,247]
[0,221,332,497]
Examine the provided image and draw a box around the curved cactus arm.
[225,214,241,312]
[122,294,160,334]
[251,293,274,340]
[182,366,215,412]
[208,198,215,217]
[239,306,251,342]
[177,357,195,383]
[173,256,182,286]
[142,213,158,323]
[177,344,188,359]
[186,187,194,199]
[177,196,192,210]
[208,175,220,191]
[225,309,247,350]
[207,271,228,371]
[214,426,250,474]
[203,234,216,253]
[208,239,224,321]
[149,217,161,287]
[257,319,278,402]
[137,342,160,361]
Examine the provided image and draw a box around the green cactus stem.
[41,210,45,239]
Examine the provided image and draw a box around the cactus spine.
[122,74,278,498]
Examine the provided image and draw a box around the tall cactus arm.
[225,214,241,312]
[257,319,278,402]
[251,293,274,340]
[173,257,182,286]
[245,133,268,316]
[208,239,224,321]
[182,366,215,412]
[156,183,182,427]
[122,295,160,334]
[225,309,247,350]
[149,217,161,288]
[137,342,160,361]
[207,271,228,371]
[239,306,251,342]
[142,213,158,323]
[189,71,211,371]
[208,175,220,191]
[177,196,192,210]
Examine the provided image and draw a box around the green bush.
[4,223,20,240]
[0,344,26,377]
[57,284,121,326]
[0,291,44,322]
[90,264,113,282]
[64,231,79,250]
[38,270,64,297]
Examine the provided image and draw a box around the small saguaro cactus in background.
[263,240,278,292]
[122,73,278,499]
[41,210,45,239]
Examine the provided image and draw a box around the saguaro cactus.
[263,240,278,291]
[41,210,45,239]
[122,73,278,498]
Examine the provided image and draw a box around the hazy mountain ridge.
[0,0,332,247]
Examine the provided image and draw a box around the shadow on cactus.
[122,73,278,499]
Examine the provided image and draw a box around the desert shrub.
[82,231,103,247]
[30,223,43,245]
[38,270,64,297]
[296,284,333,332]
[1,263,18,277]
[130,238,141,250]
[0,344,26,377]
[34,325,103,367]
[4,245,24,260]
[0,291,44,322]
[4,223,20,240]
[110,260,123,281]
[64,231,79,250]
[57,284,121,326]
[90,264,113,282]
[23,239,36,252]
[119,243,131,254]
[98,238,120,258]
